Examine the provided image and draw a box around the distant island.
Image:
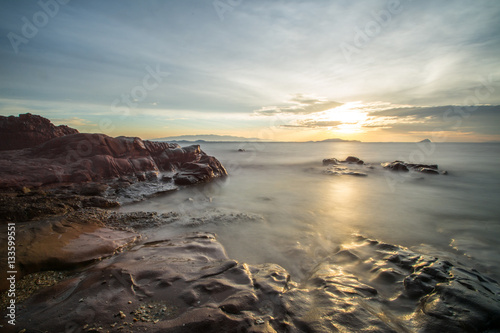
[419,139,431,143]
[151,134,269,142]
[313,138,361,143]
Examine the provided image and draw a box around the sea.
[119,142,500,283]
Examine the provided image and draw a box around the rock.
[0,133,227,189]
[382,161,410,172]
[322,158,339,165]
[324,167,367,177]
[383,161,441,174]
[344,156,361,163]
[135,172,147,182]
[0,113,79,151]
[15,232,292,332]
[323,157,367,176]
[238,148,246,152]
[0,209,138,290]
[417,167,440,175]
[174,155,227,186]
[79,183,109,196]
[9,231,500,332]
[161,174,173,182]
[406,163,438,170]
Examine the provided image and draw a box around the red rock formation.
[0,113,79,151]
[0,132,227,188]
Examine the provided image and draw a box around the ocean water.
[120,142,500,282]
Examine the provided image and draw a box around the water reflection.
[120,142,500,281]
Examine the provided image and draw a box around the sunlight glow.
[316,102,370,133]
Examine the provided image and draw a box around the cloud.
[281,120,343,128]
[255,94,343,116]
[52,117,97,128]
[365,105,500,135]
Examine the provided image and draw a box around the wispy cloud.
[0,1,499,141]
[254,94,342,116]
[52,117,97,128]
[281,120,343,128]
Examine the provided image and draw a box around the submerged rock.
[322,158,340,165]
[323,156,364,165]
[324,166,367,177]
[382,161,410,172]
[322,156,445,176]
[323,156,367,177]
[382,161,443,174]
[344,156,364,164]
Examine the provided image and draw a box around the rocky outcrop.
[323,156,364,165]
[0,133,227,189]
[322,157,445,176]
[383,161,441,174]
[0,113,78,151]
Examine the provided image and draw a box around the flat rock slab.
[0,214,138,290]
[15,232,287,332]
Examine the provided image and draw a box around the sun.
[318,102,369,133]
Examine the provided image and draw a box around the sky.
[0,0,499,142]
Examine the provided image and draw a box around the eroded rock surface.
[15,232,291,332]
[0,113,78,151]
[10,232,500,332]
[0,209,138,290]
[0,133,227,189]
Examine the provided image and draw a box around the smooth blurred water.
[120,142,500,281]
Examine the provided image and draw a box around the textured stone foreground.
[4,211,499,332]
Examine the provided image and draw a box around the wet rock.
[417,167,440,175]
[0,113,79,151]
[322,158,339,165]
[174,155,227,186]
[382,161,410,172]
[79,183,109,196]
[9,232,500,332]
[0,190,120,222]
[15,232,291,333]
[0,210,138,290]
[161,175,173,182]
[344,156,361,164]
[383,161,442,175]
[324,166,367,177]
[135,172,147,181]
[324,156,364,166]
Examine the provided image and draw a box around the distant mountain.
[151,134,268,142]
[314,138,361,143]
[419,139,431,143]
